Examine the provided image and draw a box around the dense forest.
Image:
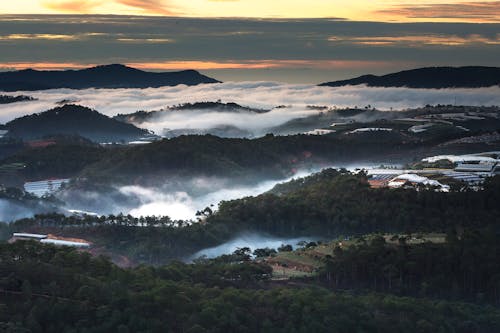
[1,241,500,333]
[321,228,500,304]
[210,170,500,236]
[3,172,500,265]
[3,172,500,331]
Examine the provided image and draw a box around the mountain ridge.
[0,64,220,91]
[319,66,500,89]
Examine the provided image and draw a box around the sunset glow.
[0,0,499,23]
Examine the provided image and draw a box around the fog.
[1,83,500,135]
[190,233,319,260]
[0,199,37,222]
[61,170,314,221]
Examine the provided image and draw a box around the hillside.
[0,94,36,104]
[0,64,220,91]
[5,104,149,142]
[114,101,270,125]
[319,66,500,88]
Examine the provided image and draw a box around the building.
[455,162,496,173]
[9,232,91,248]
[24,178,70,197]
[368,174,393,188]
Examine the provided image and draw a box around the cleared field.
[266,233,446,279]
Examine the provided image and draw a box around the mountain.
[319,66,500,88]
[115,101,269,125]
[0,95,36,104]
[5,104,150,142]
[0,64,220,91]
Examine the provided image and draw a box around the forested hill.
[319,66,500,88]
[5,104,149,142]
[211,170,500,236]
[0,64,220,91]
[2,241,499,332]
[114,101,270,125]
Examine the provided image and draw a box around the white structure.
[348,128,393,134]
[12,233,47,240]
[304,129,335,136]
[388,174,450,192]
[24,178,70,197]
[40,239,90,248]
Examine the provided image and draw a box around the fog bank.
[190,233,319,260]
[0,199,36,222]
[1,83,500,134]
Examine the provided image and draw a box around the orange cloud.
[125,60,398,70]
[117,0,174,15]
[0,60,398,71]
[42,0,100,13]
[376,1,500,23]
[0,62,93,70]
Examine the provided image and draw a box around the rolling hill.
[5,104,150,142]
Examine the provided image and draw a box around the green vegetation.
[1,241,500,332]
[2,171,500,331]
[211,170,500,236]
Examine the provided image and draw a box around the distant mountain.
[0,64,220,91]
[114,101,269,125]
[5,104,150,142]
[169,101,269,113]
[319,66,500,89]
[0,95,36,104]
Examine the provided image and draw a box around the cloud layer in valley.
[60,170,314,221]
[1,83,500,136]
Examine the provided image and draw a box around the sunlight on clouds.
[0,60,397,71]
[0,1,498,22]
[328,34,500,46]
[0,34,78,41]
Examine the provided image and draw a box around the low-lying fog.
[62,170,314,221]
[189,233,319,260]
[1,164,386,223]
[1,83,500,136]
[0,199,37,222]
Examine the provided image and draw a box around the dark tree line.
[1,241,500,333]
[321,228,500,304]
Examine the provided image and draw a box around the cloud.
[0,34,78,41]
[116,0,175,15]
[0,15,498,82]
[59,171,314,220]
[328,34,500,47]
[42,0,100,13]
[0,60,398,72]
[126,59,395,70]
[190,233,318,260]
[42,0,175,15]
[376,1,500,23]
[0,200,36,222]
[1,83,500,132]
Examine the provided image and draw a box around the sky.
[0,1,498,82]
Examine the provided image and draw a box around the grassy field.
[265,233,446,279]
